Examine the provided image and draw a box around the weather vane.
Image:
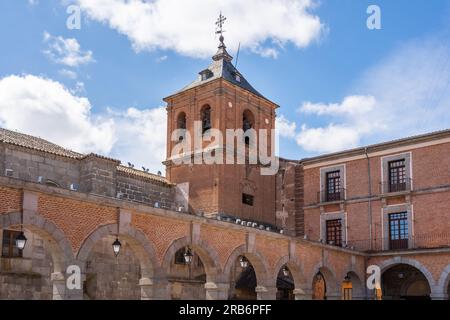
[215,12,227,38]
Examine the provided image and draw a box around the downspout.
[364,148,373,300]
[364,148,373,251]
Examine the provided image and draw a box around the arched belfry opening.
[200,105,212,134]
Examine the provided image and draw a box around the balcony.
[380,178,413,194]
[317,188,346,204]
[345,232,450,253]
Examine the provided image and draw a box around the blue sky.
[0,0,449,172]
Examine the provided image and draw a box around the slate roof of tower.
[179,56,265,98]
[170,37,272,103]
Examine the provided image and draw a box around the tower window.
[242,193,254,206]
[201,105,212,134]
[243,110,254,145]
[177,112,187,142]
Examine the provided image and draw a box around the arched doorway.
[230,255,257,300]
[0,212,73,300]
[167,246,207,300]
[162,237,220,300]
[0,227,53,299]
[77,224,158,300]
[341,272,364,300]
[312,272,326,300]
[382,264,431,300]
[83,235,142,300]
[276,264,295,300]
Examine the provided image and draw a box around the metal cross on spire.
[215,12,227,39]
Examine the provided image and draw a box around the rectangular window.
[242,193,254,206]
[326,219,342,247]
[389,212,408,250]
[2,230,23,258]
[326,171,341,202]
[388,160,406,192]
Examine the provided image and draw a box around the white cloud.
[300,95,376,116]
[295,35,450,154]
[76,0,324,58]
[156,55,168,63]
[276,114,297,138]
[28,0,39,6]
[0,74,114,154]
[296,124,360,153]
[0,74,167,173]
[43,32,94,67]
[59,69,78,79]
[107,107,167,173]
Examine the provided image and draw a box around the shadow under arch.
[1,212,73,273]
[378,257,435,289]
[223,244,271,287]
[271,255,307,290]
[76,223,158,279]
[378,257,434,299]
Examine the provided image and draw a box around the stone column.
[256,286,277,300]
[293,288,312,300]
[51,272,66,300]
[205,282,230,300]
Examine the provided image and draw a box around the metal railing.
[344,232,450,253]
[317,188,346,203]
[380,178,413,194]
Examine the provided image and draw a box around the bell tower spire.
[213,12,233,62]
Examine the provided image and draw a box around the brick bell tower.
[163,14,278,225]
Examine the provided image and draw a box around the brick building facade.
[1,36,449,300]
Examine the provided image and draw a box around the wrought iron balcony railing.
[344,232,450,253]
[317,188,346,203]
[380,178,413,194]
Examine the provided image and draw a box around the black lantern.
[239,256,249,269]
[184,247,193,265]
[15,232,27,251]
[344,274,351,284]
[112,238,122,257]
[282,266,290,277]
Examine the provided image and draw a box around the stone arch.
[311,263,339,299]
[438,264,450,299]
[1,212,73,273]
[200,104,212,134]
[161,236,221,282]
[223,244,271,286]
[77,223,158,279]
[342,270,365,299]
[378,257,435,299]
[271,255,306,289]
[377,257,435,289]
